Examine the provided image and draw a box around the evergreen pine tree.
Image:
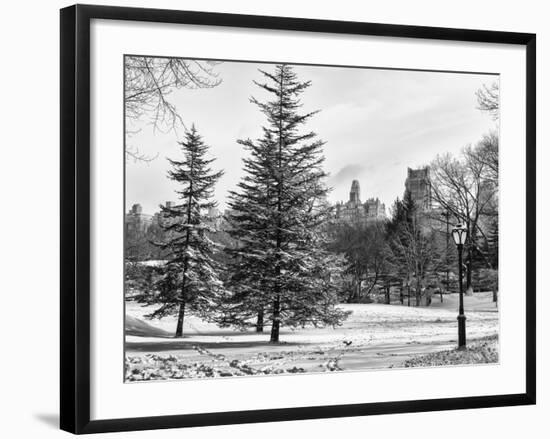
[402,189,417,224]
[148,125,225,337]
[225,64,348,342]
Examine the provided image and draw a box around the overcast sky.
[126,60,497,215]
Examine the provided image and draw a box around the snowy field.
[125,293,498,381]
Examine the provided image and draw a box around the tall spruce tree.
[149,125,225,337]
[224,64,348,342]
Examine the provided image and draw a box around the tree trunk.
[415,261,421,306]
[385,286,390,304]
[347,279,359,303]
[270,296,280,343]
[493,289,498,304]
[348,276,361,303]
[270,70,284,345]
[175,255,189,337]
[175,301,186,337]
[466,247,473,291]
[175,158,194,339]
[175,254,190,338]
[256,309,264,332]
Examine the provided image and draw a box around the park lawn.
[125,292,499,381]
[403,335,499,367]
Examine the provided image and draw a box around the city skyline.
[127,176,391,217]
[125,61,497,215]
[126,167,419,219]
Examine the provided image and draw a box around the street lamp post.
[440,209,450,302]
[452,223,468,349]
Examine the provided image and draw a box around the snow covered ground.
[125,293,498,381]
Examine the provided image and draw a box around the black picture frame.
[60,4,536,434]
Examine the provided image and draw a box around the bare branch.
[475,81,499,121]
[124,56,222,162]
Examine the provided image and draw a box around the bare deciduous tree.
[475,81,499,120]
[388,192,442,306]
[465,131,498,187]
[391,220,436,306]
[125,56,221,161]
[329,221,392,303]
[429,145,498,289]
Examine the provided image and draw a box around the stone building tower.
[365,197,386,219]
[349,179,361,205]
[405,167,432,210]
[334,180,387,223]
[125,203,153,234]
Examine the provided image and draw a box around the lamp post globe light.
[452,223,468,348]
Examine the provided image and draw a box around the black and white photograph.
[0,0,543,436]
[124,57,500,382]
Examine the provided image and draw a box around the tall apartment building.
[404,167,432,210]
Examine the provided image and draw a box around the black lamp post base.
[457,314,467,348]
